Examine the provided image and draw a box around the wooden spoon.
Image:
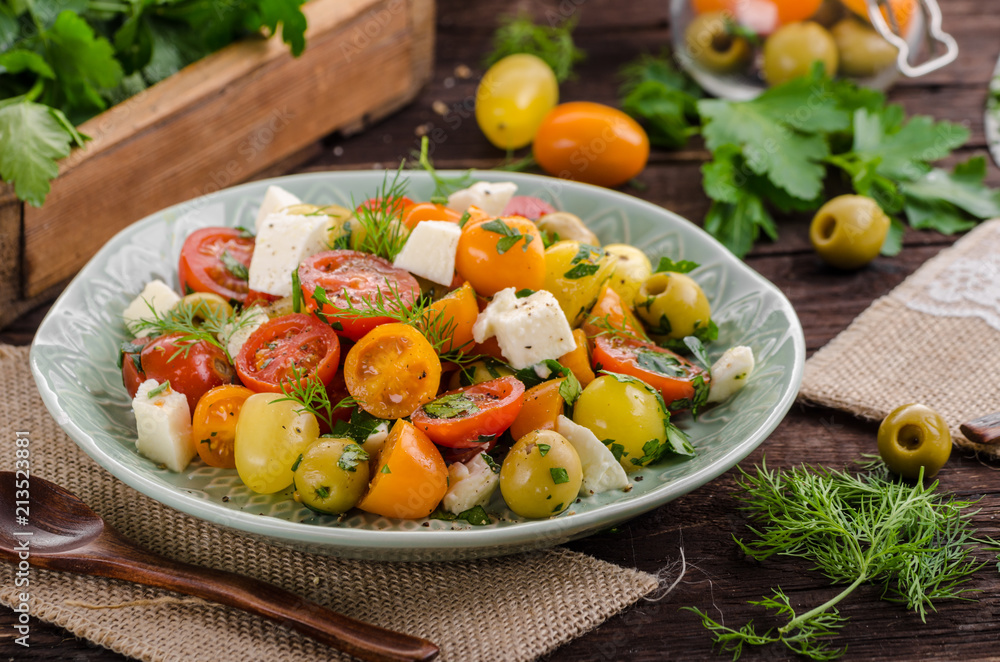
[0,472,438,662]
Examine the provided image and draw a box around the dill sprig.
[350,165,411,261]
[586,312,649,343]
[274,364,357,431]
[485,14,585,83]
[130,297,251,363]
[412,136,474,203]
[687,458,987,660]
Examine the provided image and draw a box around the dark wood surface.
[3,1,1000,659]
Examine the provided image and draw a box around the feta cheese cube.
[392,220,461,286]
[472,288,576,369]
[361,421,390,458]
[132,379,195,472]
[219,305,268,360]
[123,279,181,337]
[556,415,630,496]
[447,181,517,217]
[707,346,755,403]
[248,213,330,297]
[443,453,499,514]
[254,185,301,234]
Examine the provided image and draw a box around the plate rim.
[30,169,805,555]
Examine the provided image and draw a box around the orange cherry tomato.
[412,376,525,448]
[192,385,254,468]
[590,335,708,408]
[344,323,442,419]
[533,102,650,188]
[401,202,463,230]
[692,0,823,26]
[508,379,565,441]
[357,419,448,519]
[559,329,596,387]
[581,284,648,341]
[356,196,415,218]
[419,281,479,353]
[455,216,545,297]
[842,0,915,32]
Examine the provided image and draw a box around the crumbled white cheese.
[361,421,390,458]
[472,288,576,369]
[132,379,195,472]
[707,346,755,403]
[443,453,499,514]
[447,181,517,217]
[392,220,461,286]
[247,213,329,297]
[219,305,268,360]
[122,279,181,338]
[556,415,630,496]
[254,185,301,234]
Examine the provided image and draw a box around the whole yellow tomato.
[475,54,559,150]
[532,102,649,188]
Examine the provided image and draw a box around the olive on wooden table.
[877,404,952,480]
[809,194,890,269]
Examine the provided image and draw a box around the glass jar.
[671,0,957,101]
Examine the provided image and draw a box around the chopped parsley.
[480,219,533,254]
[423,393,480,419]
[381,464,392,474]
[655,257,699,273]
[337,444,369,472]
[550,467,570,484]
[430,505,491,526]
[537,443,552,457]
[219,250,249,281]
[146,381,170,398]
[481,453,501,474]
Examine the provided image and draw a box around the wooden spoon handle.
[961,412,1000,445]
[45,532,438,662]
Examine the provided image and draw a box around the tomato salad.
[122,171,754,522]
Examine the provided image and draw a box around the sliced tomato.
[591,335,709,408]
[178,227,254,303]
[235,313,341,393]
[120,336,151,399]
[501,196,556,220]
[140,334,236,412]
[411,376,525,448]
[581,283,649,341]
[245,289,281,307]
[298,250,421,341]
[356,196,415,219]
[439,440,496,465]
[192,385,254,468]
[401,202,462,230]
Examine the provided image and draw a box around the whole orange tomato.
[532,102,649,188]
[692,0,824,27]
[841,0,915,32]
[455,216,546,296]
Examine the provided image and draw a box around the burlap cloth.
[0,344,658,661]
[799,219,1000,456]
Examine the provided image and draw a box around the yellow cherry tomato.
[455,216,546,297]
[543,240,617,327]
[533,102,650,188]
[476,54,559,150]
[235,393,320,494]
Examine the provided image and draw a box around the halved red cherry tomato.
[501,196,556,220]
[245,289,280,307]
[412,376,525,448]
[192,385,254,468]
[298,250,421,342]
[178,227,255,303]
[439,440,497,465]
[401,202,462,230]
[344,323,441,419]
[140,334,235,412]
[120,336,150,399]
[590,335,708,407]
[235,313,340,393]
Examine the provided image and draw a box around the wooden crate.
[0,0,434,329]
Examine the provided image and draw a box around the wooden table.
[4,1,999,659]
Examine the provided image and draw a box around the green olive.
[809,195,890,269]
[634,272,711,340]
[832,19,899,77]
[293,438,371,514]
[762,22,839,86]
[536,212,599,246]
[685,12,753,74]
[499,429,583,518]
[572,374,668,473]
[877,404,952,480]
[172,292,233,323]
[544,241,617,327]
[603,244,653,308]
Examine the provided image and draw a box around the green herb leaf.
[146,380,170,398]
[430,505,492,526]
[550,467,569,484]
[337,444,369,473]
[485,14,584,83]
[220,250,249,281]
[514,288,535,299]
[423,393,479,420]
[619,53,702,149]
[330,409,383,445]
[537,443,551,457]
[381,464,391,474]
[291,267,302,313]
[0,101,83,206]
[481,453,501,474]
[635,348,686,377]
[608,442,625,462]
[655,257,699,273]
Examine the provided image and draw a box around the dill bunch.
[485,14,585,83]
[687,458,987,660]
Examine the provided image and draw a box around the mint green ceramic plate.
[31,171,804,561]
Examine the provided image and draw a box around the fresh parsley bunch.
[620,58,1000,258]
[484,13,584,83]
[0,0,308,207]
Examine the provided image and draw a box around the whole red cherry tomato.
[140,334,235,412]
